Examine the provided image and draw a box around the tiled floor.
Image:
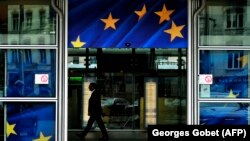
[68,131,148,141]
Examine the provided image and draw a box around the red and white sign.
[35,74,49,84]
[199,74,213,84]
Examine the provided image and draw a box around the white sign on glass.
[35,74,49,84]
[199,74,213,84]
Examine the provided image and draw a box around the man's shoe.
[99,136,109,140]
[76,133,85,140]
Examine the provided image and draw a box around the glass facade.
[0,0,56,45]
[199,0,250,46]
[5,102,55,141]
[3,49,56,97]
[199,50,250,98]
[200,102,250,125]
[198,0,250,125]
[0,0,59,141]
[68,48,187,129]
[2,0,250,140]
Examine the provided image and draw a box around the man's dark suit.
[78,83,109,140]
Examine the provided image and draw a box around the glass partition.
[5,102,55,140]
[1,49,56,97]
[0,0,56,45]
[199,0,250,46]
[199,50,250,98]
[68,48,187,129]
[200,102,250,125]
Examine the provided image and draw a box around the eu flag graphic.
[6,103,55,141]
[68,0,187,48]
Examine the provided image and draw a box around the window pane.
[5,102,55,140]
[199,50,250,98]
[200,102,250,125]
[0,0,56,45]
[6,49,56,97]
[199,0,250,46]
[0,102,3,141]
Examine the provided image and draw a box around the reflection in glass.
[158,77,187,125]
[199,50,250,98]
[0,0,56,45]
[199,0,250,46]
[6,102,55,140]
[6,49,56,97]
[0,102,3,140]
[200,103,250,125]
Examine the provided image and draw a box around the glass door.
[100,73,139,129]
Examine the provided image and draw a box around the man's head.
[89,82,97,91]
[15,80,24,89]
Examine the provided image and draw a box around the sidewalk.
[68,130,148,141]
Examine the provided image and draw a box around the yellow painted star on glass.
[164,21,185,42]
[135,4,147,21]
[155,4,174,24]
[237,55,248,68]
[33,132,52,141]
[227,89,239,98]
[71,35,86,48]
[7,122,17,137]
[100,12,119,30]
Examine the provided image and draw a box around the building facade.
[0,0,249,141]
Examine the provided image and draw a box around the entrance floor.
[68,130,147,141]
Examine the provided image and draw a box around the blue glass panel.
[200,103,249,125]
[200,50,249,98]
[0,102,3,140]
[6,49,56,97]
[68,0,188,48]
[6,103,55,141]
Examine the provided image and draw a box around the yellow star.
[237,55,248,68]
[33,132,52,141]
[155,4,174,24]
[227,89,239,98]
[71,35,86,48]
[135,4,147,21]
[100,12,119,30]
[6,122,17,137]
[164,21,185,42]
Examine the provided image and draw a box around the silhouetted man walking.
[77,82,109,140]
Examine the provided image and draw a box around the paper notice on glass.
[200,84,210,98]
[199,74,213,84]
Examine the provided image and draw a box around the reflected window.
[23,39,32,63]
[68,56,97,69]
[11,50,18,64]
[226,8,244,29]
[12,11,19,32]
[38,38,47,64]
[39,9,46,30]
[227,51,243,69]
[25,10,32,30]
[40,49,47,64]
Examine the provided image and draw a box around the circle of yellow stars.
[71,3,186,48]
